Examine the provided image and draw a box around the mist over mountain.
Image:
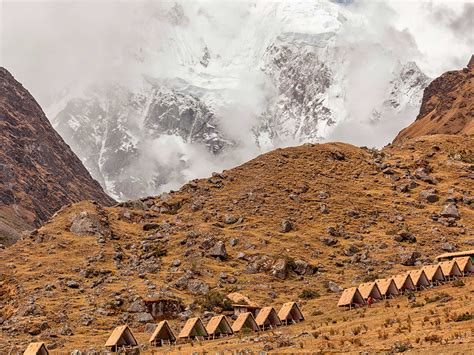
[2,0,472,200]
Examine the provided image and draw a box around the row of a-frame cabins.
[337,256,473,309]
[23,302,304,354]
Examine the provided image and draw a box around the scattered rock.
[187,279,210,295]
[208,241,227,260]
[127,299,147,313]
[440,203,461,219]
[394,231,417,243]
[281,220,293,233]
[419,189,439,203]
[70,212,104,237]
[134,312,154,323]
[400,251,421,266]
[66,280,80,289]
[441,242,457,252]
[224,215,238,224]
[327,281,343,293]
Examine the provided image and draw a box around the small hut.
[393,273,416,292]
[178,317,208,341]
[409,270,430,290]
[205,315,233,339]
[337,287,365,309]
[435,249,474,263]
[375,278,399,298]
[277,302,304,325]
[439,260,462,281]
[105,325,138,353]
[454,256,474,276]
[227,292,261,317]
[149,320,176,347]
[255,306,282,330]
[422,265,445,285]
[231,312,259,333]
[358,282,383,301]
[24,342,49,355]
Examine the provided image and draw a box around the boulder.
[441,242,457,252]
[224,215,238,224]
[281,220,293,233]
[127,299,147,313]
[70,212,103,237]
[400,251,421,266]
[187,279,210,295]
[394,231,416,243]
[419,189,439,203]
[66,280,80,289]
[270,258,290,279]
[327,281,343,293]
[208,241,227,260]
[134,312,154,323]
[440,203,461,219]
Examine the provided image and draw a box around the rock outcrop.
[393,55,474,144]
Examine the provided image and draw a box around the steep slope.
[1,132,472,352]
[393,56,474,144]
[0,68,115,246]
[50,1,430,200]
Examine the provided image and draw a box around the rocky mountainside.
[393,55,474,144]
[49,1,430,200]
[1,132,472,352]
[0,68,115,246]
[1,58,472,353]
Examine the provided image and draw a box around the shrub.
[362,273,379,282]
[392,341,412,353]
[453,279,465,288]
[424,334,442,343]
[410,302,424,308]
[452,312,472,322]
[311,309,323,316]
[195,290,233,311]
[299,289,320,300]
[424,292,450,304]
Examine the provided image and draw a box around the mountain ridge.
[0,67,115,246]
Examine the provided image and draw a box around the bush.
[424,334,442,343]
[361,273,379,282]
[392,341,413,353]
[453,279,465,288]
[453,312,472,322]
[424,292,450,304]
[195,290,233,311]
[299,289,320,300]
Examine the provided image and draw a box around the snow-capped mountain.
[50,1,431,200]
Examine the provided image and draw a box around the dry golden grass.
[1,134,473,353]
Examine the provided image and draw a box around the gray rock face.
[440,203,461,219]
[50,5,429,201]
[70,212,103,237]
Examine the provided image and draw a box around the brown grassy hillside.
[1,133,473,353]
[393,56,474,144]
